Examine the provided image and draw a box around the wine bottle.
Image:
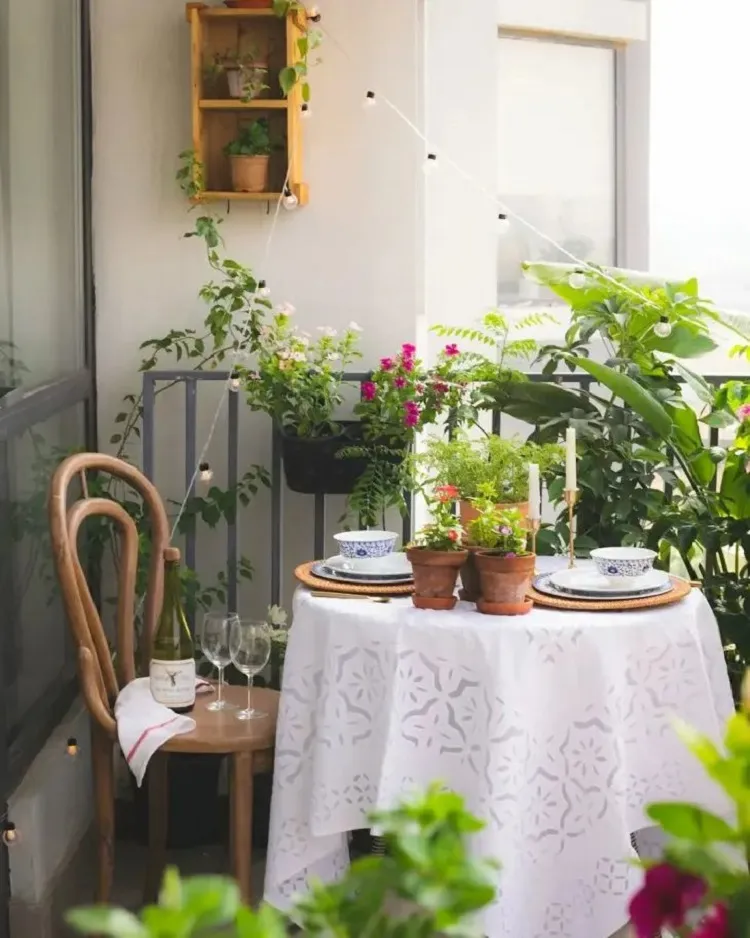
[149,547,196,714]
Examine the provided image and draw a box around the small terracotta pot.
[459,500,530,529]
[406,548,467,611]
[459,545,484,603]
[229,154,270,193]
[475,551,535,616]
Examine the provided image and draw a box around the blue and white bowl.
[590,547,656,582]
[334,530,398,561]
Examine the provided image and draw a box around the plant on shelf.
[205,48,269,102]
[416,433,563,529]
[273,0,322,101]
[344,342,471,527]
[406,485,467,611]
[224,119,274,194]
[241,314,363,494]
[626,671,750,938]
[66,784,498,938]
[472,504,534,617]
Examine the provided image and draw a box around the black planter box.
[280,421,371,495]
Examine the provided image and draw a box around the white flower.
[327,352,339,361]
[348,321,363,332]
[297,336,310,347]
[316,326,337,337]
[277,349,290,360]
[267,604,288,628]
[291,350,307,362]
[277,302,296,317]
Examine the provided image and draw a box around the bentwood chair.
[48,453,279,903]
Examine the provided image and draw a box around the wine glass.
[200,612,238,712]
[229,619,271,721]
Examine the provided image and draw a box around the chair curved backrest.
[48,453,170,736]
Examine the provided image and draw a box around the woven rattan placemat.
[295,561,415,596]
[527,575,692,612]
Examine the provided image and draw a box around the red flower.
[362,381,377,402]
[380,357,394,371]
[436,484,459,503]
[693,905,729,938]
[447,529,459,541]
[433,381,449,394]
[403,358,415,373]
[628,865,706,938]
[444,343,460,357]
[393,376,407,389]
[403,400,420,428]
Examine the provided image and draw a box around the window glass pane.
[497,36,616,303]
[0,404,85,762]
[0,0,83,389]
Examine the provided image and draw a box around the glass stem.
[217,666,224,706]
[247,672,254,713]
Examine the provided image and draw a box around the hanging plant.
[273,0,322,101]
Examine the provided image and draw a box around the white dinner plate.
[325,553,412,578]
[549,567,670,597]
[312,562,413,586]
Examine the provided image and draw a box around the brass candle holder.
[564,489,578,568]
[528,517,541,573]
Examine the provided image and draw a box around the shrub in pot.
[224,119,273,193]
[474,506,535,616]
[206,49,269,101]
[406,486,467,610]
[417,435,562,528]
[460,483,507,603]
[240,312,364,494]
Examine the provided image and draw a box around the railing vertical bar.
[184,379,198,633]
[227,389,239,614]
[271,425,283,607]
[402,493,412,546]
[142,374,155,481]
[491,410,501,437]
[313,494,325,560]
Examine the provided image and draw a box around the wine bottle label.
[150,658,196,708]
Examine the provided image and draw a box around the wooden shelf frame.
[186,2,308,205]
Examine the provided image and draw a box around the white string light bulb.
[199,462,214,483]
[67,737,79,757]
[301,103,311,119]
[257,279,271,298]
[568,270,588,289]
[497,213,510,234]
[2,824,18,846]
[282,188,299,211]
[423,153,438,176]
[363,90,376,108]
[654,316,673,338]
[229,371,242,391]
[307,6,321,22]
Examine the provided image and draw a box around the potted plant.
[474,507,535,616]
[224,119,273,193]
[206,49,269,102]
[406,486,467,610]
[241,311,363,494]
[459,483,506,603]
[417,434,563,529]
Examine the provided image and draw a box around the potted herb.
[474,507,535,616]
[459,483,505,603]
[206,49,269,102]
[224,119,273,193]
[417,434,563,529]
[242,311,363,494]
[406,486,467,610]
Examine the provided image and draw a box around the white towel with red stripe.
[115,677,213,787]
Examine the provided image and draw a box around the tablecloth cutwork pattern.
[265,584,733,938]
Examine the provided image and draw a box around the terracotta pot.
[459,500,529,529]
[475,551,535,616]
[458,545,484,603]
[406,548,467,611]
[229,154,270,193]
[226,65,269,100]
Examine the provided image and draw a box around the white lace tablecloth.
[264,560,734,938]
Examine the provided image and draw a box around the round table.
[264,561,733,938]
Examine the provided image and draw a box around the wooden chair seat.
[48,452,278,906]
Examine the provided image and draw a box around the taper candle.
[565,427,577,491]
[527,463,540,521]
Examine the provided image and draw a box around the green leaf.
[652,325,717,359]
[572,357,672,438]
[235,905,287,938]
[725,712,750,755]
[65,908,147,937]
[279,66,297,95]
[181,875,241,928]
[110,433,122,444]
[647,802,737,843]
[702,410,737,429]
[667,360,715,405]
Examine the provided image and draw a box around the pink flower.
[394,376,407,389]
[737,403,750,422]
[401,343,416,358]
[500,526,511,536]
[362,381,377,402]
[505,552,516,559]
[444,343,460,357]
[628,864,706,938]
[433,381,449,394]
[380,357,394,371]
[403,357,415,373]
[404,400,421,428]
[692,904,729,938]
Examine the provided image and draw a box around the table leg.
[144,751,168,903]
[230,752,253,903]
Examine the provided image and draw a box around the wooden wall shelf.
[186,2,307,206]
